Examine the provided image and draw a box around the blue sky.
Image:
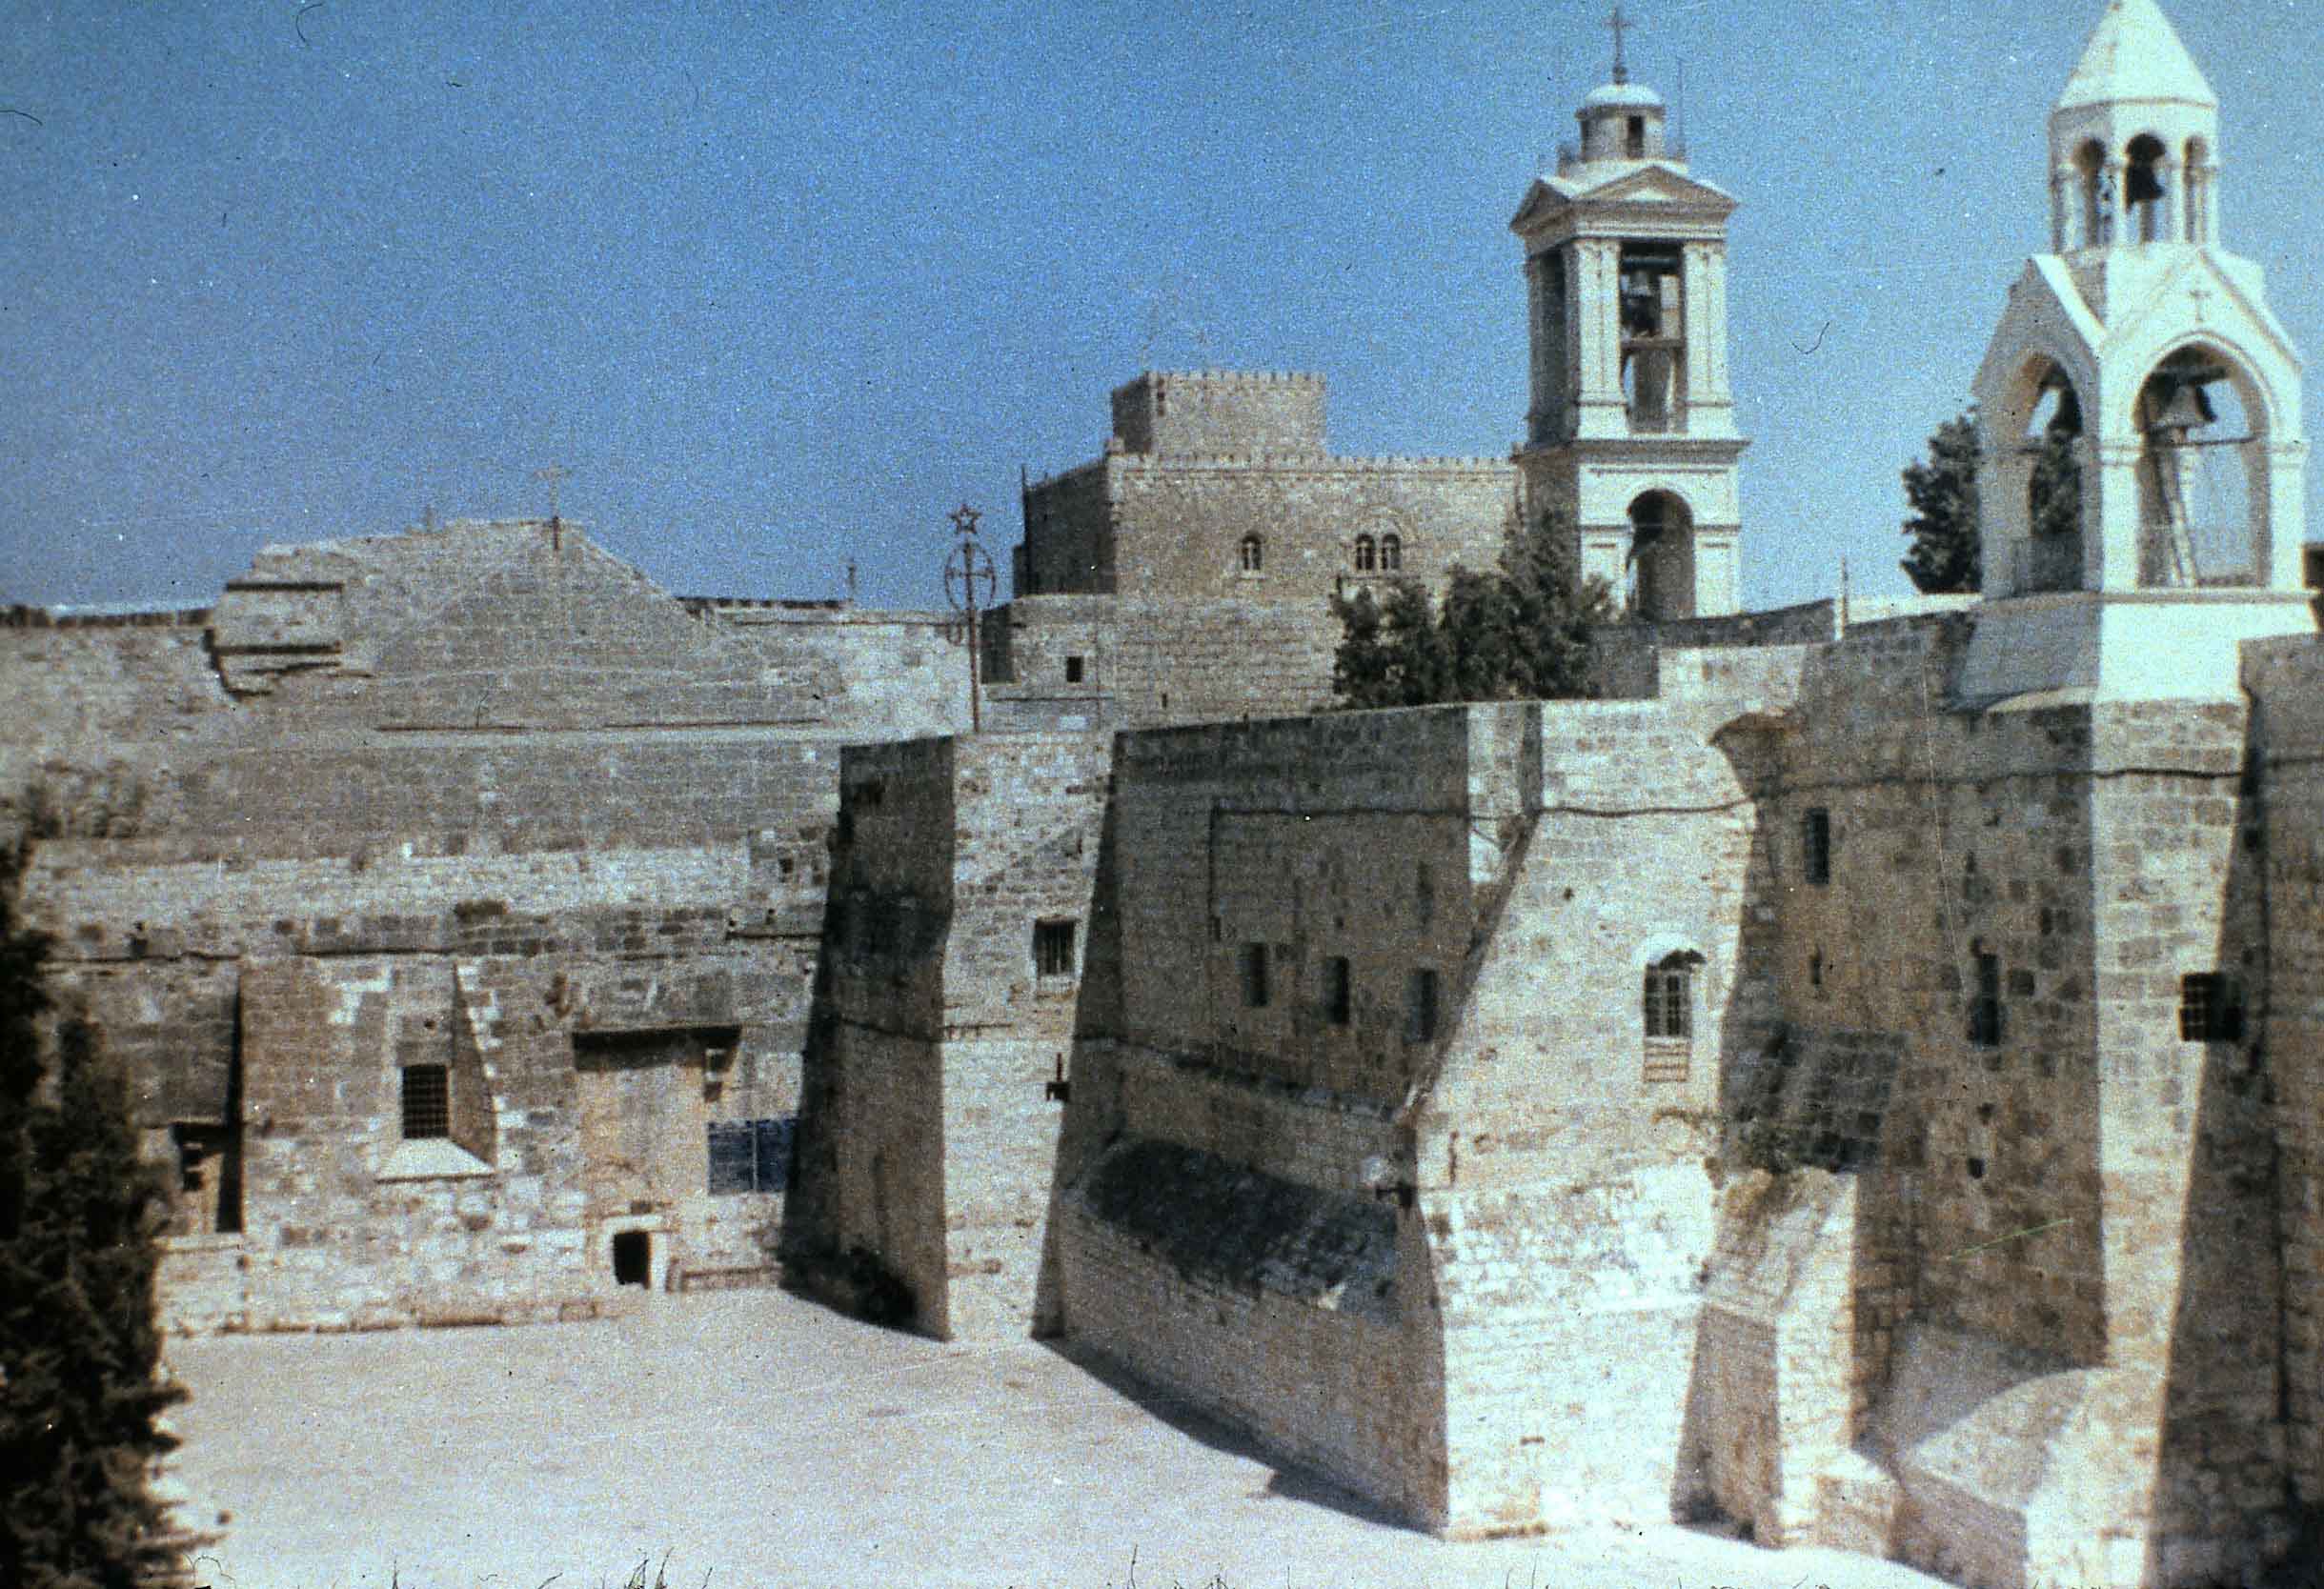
[3,0,2316,613]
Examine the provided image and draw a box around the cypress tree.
[0,843,184,1589]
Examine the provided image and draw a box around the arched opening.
[1380,533,1402,572]
[1354,533,1376,573]
[1238,533,1263,574]
[2135,346,2261,586]
[2126,134,2168,243]
[2023,363,2086,591]
[2075,139,2108,247]
[1627,492,1695,621]
[2182,136,2210,241]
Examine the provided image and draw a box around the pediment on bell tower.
[1510,165,1737,241]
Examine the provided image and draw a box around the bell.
[2147,381,2214,434]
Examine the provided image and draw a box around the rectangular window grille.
[1035,918,1078,978]
[2179,974,2245,1042]
[1643,967,1692,1040]
[1324,956,1352,1027]
[707,1116,798,1196]
[400,1064,451,1140]
[1969,951,2003,1048]
[1803,808,1832,886]
[1404,968,1439,1042]
[1239,942,1270,1008]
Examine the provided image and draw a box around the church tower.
[1509,7,1748,621]
[1961,0,2310,701]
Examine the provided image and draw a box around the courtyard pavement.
[161,1287,1948,1589]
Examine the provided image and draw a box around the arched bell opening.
[1627,491,1696,621]
[2018,361,2088,592]
[2182,136,2212,243]
[2134,346,2264,587]
[2075,139,2109,248]
[2126,133,2170,244]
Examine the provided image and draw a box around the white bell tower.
[1510,7,1748,622]
[1961,0,2311,701]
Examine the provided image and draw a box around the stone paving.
[160,1289,1948,1589]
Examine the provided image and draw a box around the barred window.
[1238,534,1264,573]
[1035,918,1078,979]
[2179,973,2245,1042]
[1354,534,1377,572]
[400,1064,451,1141]
[707,1116,798,1196]
[1381,533,1402,572]
[1643,955,1694,1040]
[1969,946,2003,1048]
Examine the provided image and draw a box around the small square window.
[1802,808,1831,886]
[401,1064,451,1140]
[1404,968,1439,1042]
[2179,973,2244,1042]
[1064,654,1085,684]
[1239,942,1270,1009]
[1324,956,1352,1027]
[1035,918,1078,979]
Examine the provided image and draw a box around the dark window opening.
[1035,918,1078,979]
[1644,953,1696,1041]
[1405,968,1440,1043]
[1625,114,1646,157]
[1380,533,1402,572]
[2126,133,2167,243]
[1809,949,1825,991]
[708,1116,797,1195]
[1238,534,1263,573]
[611,1229,652,1287]
[1064,654,1085,684]
[1355,534,1377,572]
[1324,956,1352,1027]
[2179,973,2245,1042]
[170,1121,244,1236]
[1969,947,2003,1048]
[1239,942,1271,1009]
[1803,808,1832,886]
[400,1064,451,1140]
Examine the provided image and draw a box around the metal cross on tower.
[942,502,998,734]
[1609,3,1632,84]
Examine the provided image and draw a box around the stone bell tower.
[1510,6,1748,621]
[1961,0,2310,701]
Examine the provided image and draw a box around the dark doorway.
[611,1229,652,1288]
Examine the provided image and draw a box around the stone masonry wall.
[2251,636,2324,1510]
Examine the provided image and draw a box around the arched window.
[2075,139,2107,247]
[2136,346,2259,587]
[1238,533,1263,574]
[1354,534,1376,572]
[2024,364,2085,591]
[2126,134,2167,243]
[1643,951,1698,1041]
[1381,533,1402,572]
[2183,137,2210,241]
[1626,492,1694,620]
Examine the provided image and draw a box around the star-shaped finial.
[949,502,982,537]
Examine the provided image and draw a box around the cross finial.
[1609,3,1631,85]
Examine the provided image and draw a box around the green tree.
[1901,411,1983,593]
[0,841,184,1589]
[1328,511,1609,708]
[2029,426,2083,544]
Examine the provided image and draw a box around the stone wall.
[786,731,1109,1339]
[2,519,970,1332]
[1109,371,1327,457]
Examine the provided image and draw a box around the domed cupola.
[1573,8,1674,165]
